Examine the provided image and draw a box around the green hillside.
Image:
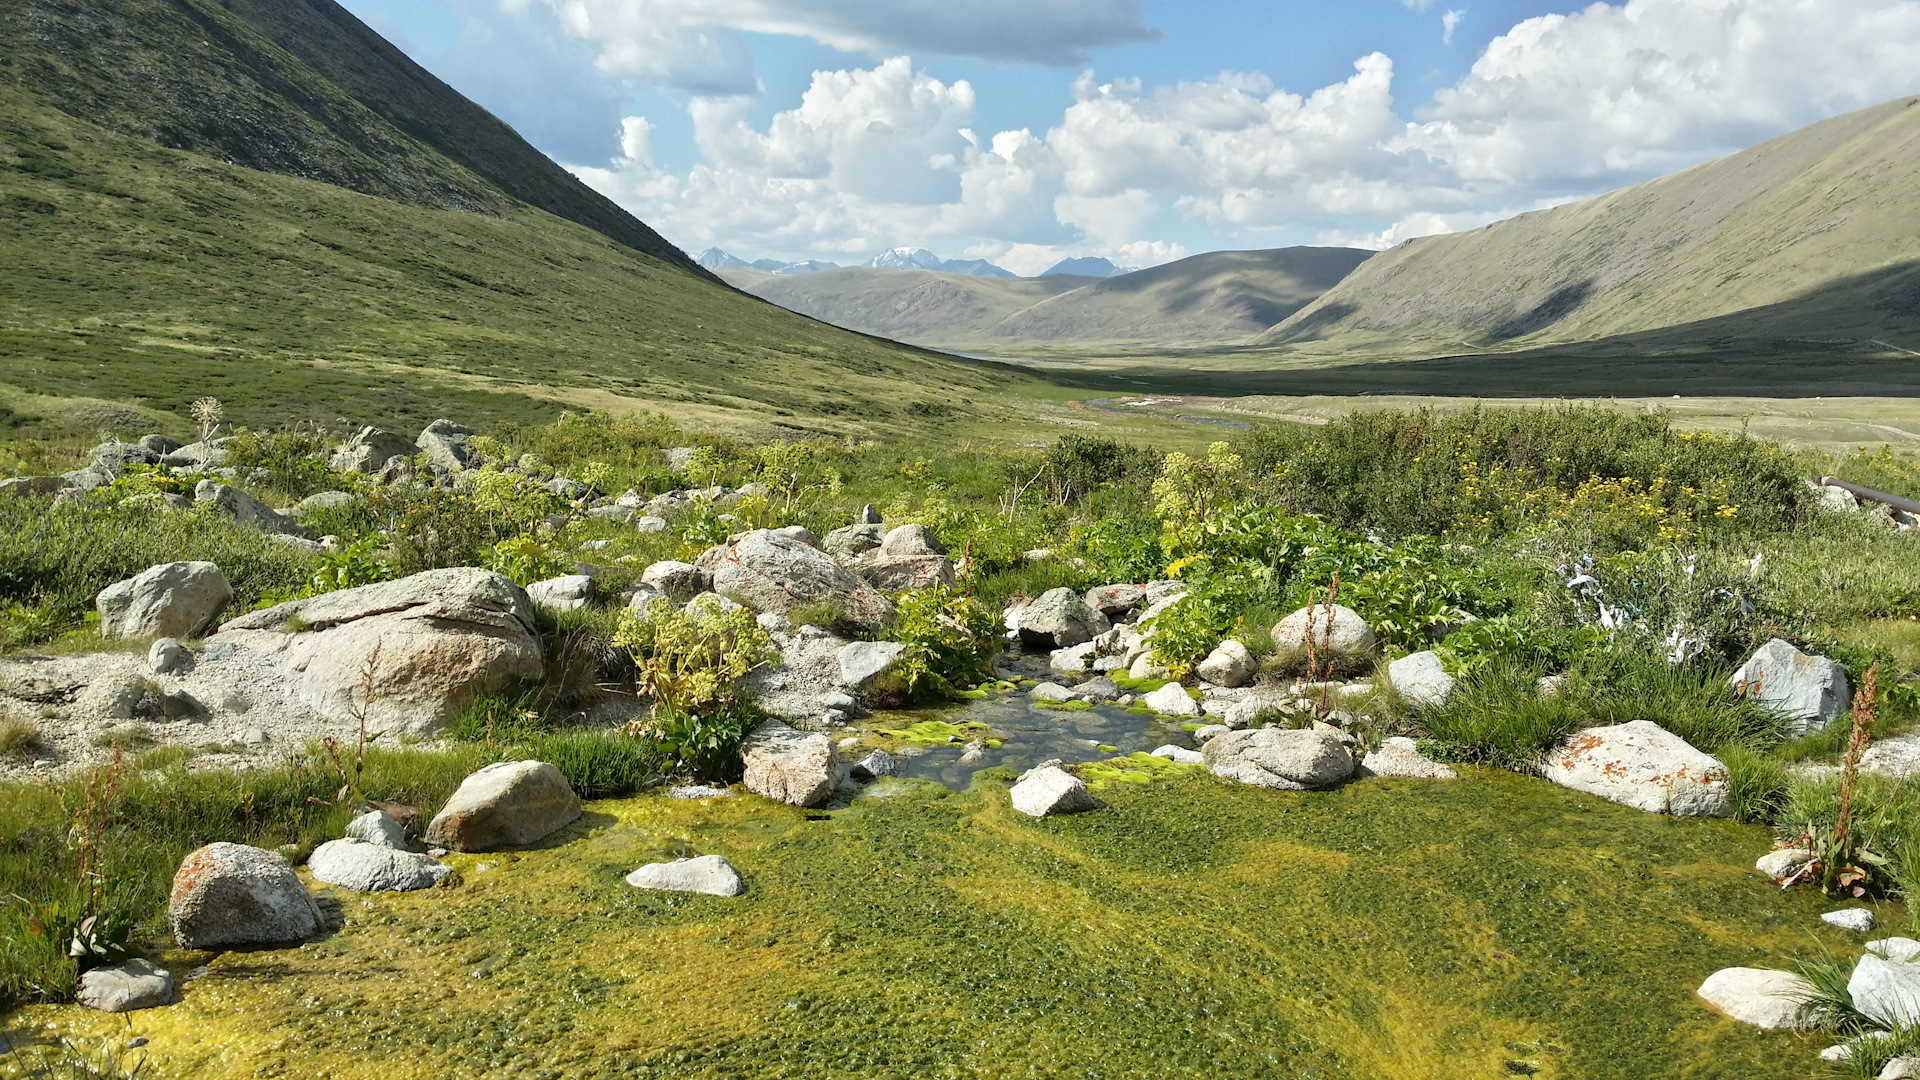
[1265,95,1920,354]
[0,0,1037,438]
[725,247,1371,350]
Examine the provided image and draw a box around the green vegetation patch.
[874,720,997,746]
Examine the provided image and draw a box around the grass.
[0,717,40,759]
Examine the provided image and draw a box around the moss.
[955,688,990,700]
[874,720,995,746]
[1034,699,1096,712]
[1112,674,1169,694]
[1077,751,1204,789]
[15,771,1862,1079]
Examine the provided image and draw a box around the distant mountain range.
[697,246,1138,280]
[718,247,1372,349]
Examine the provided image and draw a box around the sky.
[338,0,1920,275]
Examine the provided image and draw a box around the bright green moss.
[874,720,996,745]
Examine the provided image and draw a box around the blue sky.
[339,0,1920,274]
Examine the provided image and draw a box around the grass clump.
[0,716,41,758]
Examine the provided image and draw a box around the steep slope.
[0,0,1032,436]
[1266,95,1920,352]
[724,247,1371,349]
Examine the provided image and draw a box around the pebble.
[129,1038,148,1049]
[475,862,498,873]
[668,785,734,799]
[1824,909,1878,932]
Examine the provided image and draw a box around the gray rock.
[1872,939,1920,964]
[169,842,324,949]
[96,561,232,639]
[625,855,745,897]
[1010,764,1100,817]
[587,505,636,522]
[837,640,906,691]
[1223,690,1294,729]
[237,728,269,746]
[1755,847,1814,880]
[1143,682,1202,717]
[1730,638,1850,734]
[424,761,582,852]
[136,434,183,456]
[0,475,64,498]
[668,785,734,799]
[1388,650,1455,709]
[77,671,150,719]
[307,838,451,892]
[1824,908,1878,932]
[1017,587,1111,650]
[416,419,474,473]
[332,428,419,475]
[1074,676,1121,702]
[641,560,709,602]
[770,524,818,546]
[76,958,173,1013]
[548,477,588,499]
[1149,744,1204,764]
[1543,720,1730,816]
[1193,724,1230,742]
[1360,736,1458,780]
[526,574,594,613]
[858,553,957,591]
[158,688,205,720]
[858,504,882,525]
[1196,640,1256,688]
[1050,641,1097,677]
[849,749,898,780]
[822,522,885,557]
[711,530,895,634]
[63,466,111,491]
[160,440,229,469]
[1695,967,1816,1029]
[147,638,193,675]
[635,515,670,534]
[291,491,354,518]
[1272,604,1376,659]
[1882,1056,1920,1079]
[741,720,840,807]
[1030,682,1076,702]
[1083,584,1147,619]
[344,809,409,850]
[269,533,329,555]
[879,523,944,557]
[1851,952,1920,1028]
[193,481,309,537]
[1202,727,1355,790]
[91,441,160,473]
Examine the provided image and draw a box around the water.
[858,651,1201,790]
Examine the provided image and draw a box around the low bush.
[884,587,1000,700]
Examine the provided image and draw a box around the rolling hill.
[724,247,1373,350]
[0,0,1034,438]
[1265,94,1920,354]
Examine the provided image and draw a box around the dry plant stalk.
[53,746,129,915]
[1302,572,1341,723]
[1824,663,1878,894]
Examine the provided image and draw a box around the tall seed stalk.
[1824,663,1877,895]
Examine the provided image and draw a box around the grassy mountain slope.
[1266,95,1920,352]
[0,0,1036,438]
[726,247,1371,350]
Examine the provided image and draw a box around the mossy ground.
[9,769,1870,1079]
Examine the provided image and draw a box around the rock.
[169,842,324,949]
[1193,724,1230,742]
[1010,764,1100,817]
[1143,682,1202,717]
[1084,584,1147,619]
[1272,604,1376,659]
[1017,588,1111,650]
[741,721,840,807]
[76,958,174,1013]
[625,855,746,897]
[416,419,474,472]
[1224,691,1293,729]
[91,441,160,473]
[1388,651,1455,709]
[160,440,228,469]
[858,504,882,525]
[627,585,672,615]
[526,574,594,613]
[669,785,733,800]
[147,637,194,675]
[217,568,544,734]
[635,515,669,534]
[268,533,329,555]
[665,446,698,471]
[63,466,111,491]
[96,562,232,639]
[1150,744,1204,764]
[1730,638,1850,734]
[1825,908,1879,932]
[1883,1057,1920,1080]
[1543,720,1731,816]
[761,525,812,547]
[548,477,589,499]
[136,434,183,456]
[1755,848,1813,881]
[1050,641,1098,676]
[587,506,635,523]
[1360,737,1458,779]
[1030,682,1076,702]
[291,491,354,519]
[1202,727,1355,790]
[0,475,64,497]
[822,522,886,557]
[1852,953,1920,1028]
[1196,641,1256,688]
[850,749,898,780]
[77,671,151,719]
[344,809,409,850]
[1535,674,1569,698]
[193,481,309,537]
[1694,967,1816,1029]
[332,428,419,474]
[879,523,944,557]
[237,728,268,746]
[641,560,709,602]
[120,492,193,512]
[307,838,452,892]
[858,553,957,591]
[158,688,206,719]
[1873,939,1920,964]
[424,761,580,852]
[837,641,906,691]
[1074,676,1120,702]
[711,530,895,634]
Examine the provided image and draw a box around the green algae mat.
[9,768,1876,1079]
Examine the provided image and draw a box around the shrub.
[884,587,1000,700]
[614,603,776,779]
[485,535,570,587]
[222,430,337,498]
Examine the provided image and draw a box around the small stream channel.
[852,650,1201,790]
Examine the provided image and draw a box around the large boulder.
[307,839,452,892]
[193,480,310,537]
[76,959,174,1013]
[822,522,885,557]
[332,427,419,474]
[416,419,475,472]
[741,720,840,807]
[217,568,544,734]
[1010,764,1100,818]
[1202,727,1355,790]
[1542,720,1730,816]
[91,441,160,473]
[425,761,581,852]
[1388,650,1455,709]
[1084,584,1147,619]
[1852,952,1920,1028]
[1730,638,1850,734]
[1197,640,1257,688]
[858,554,957,591]
[711,530,895,634]
[169,842,324,949]
[838,640,906,692]
[879,523,944,557]
[641,560,710,602]
[1695,967,1816,1029]
[625,855,746,897]
[96,562,232,639]
[1016,587,1110,650]
[1272,604,1376,660]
